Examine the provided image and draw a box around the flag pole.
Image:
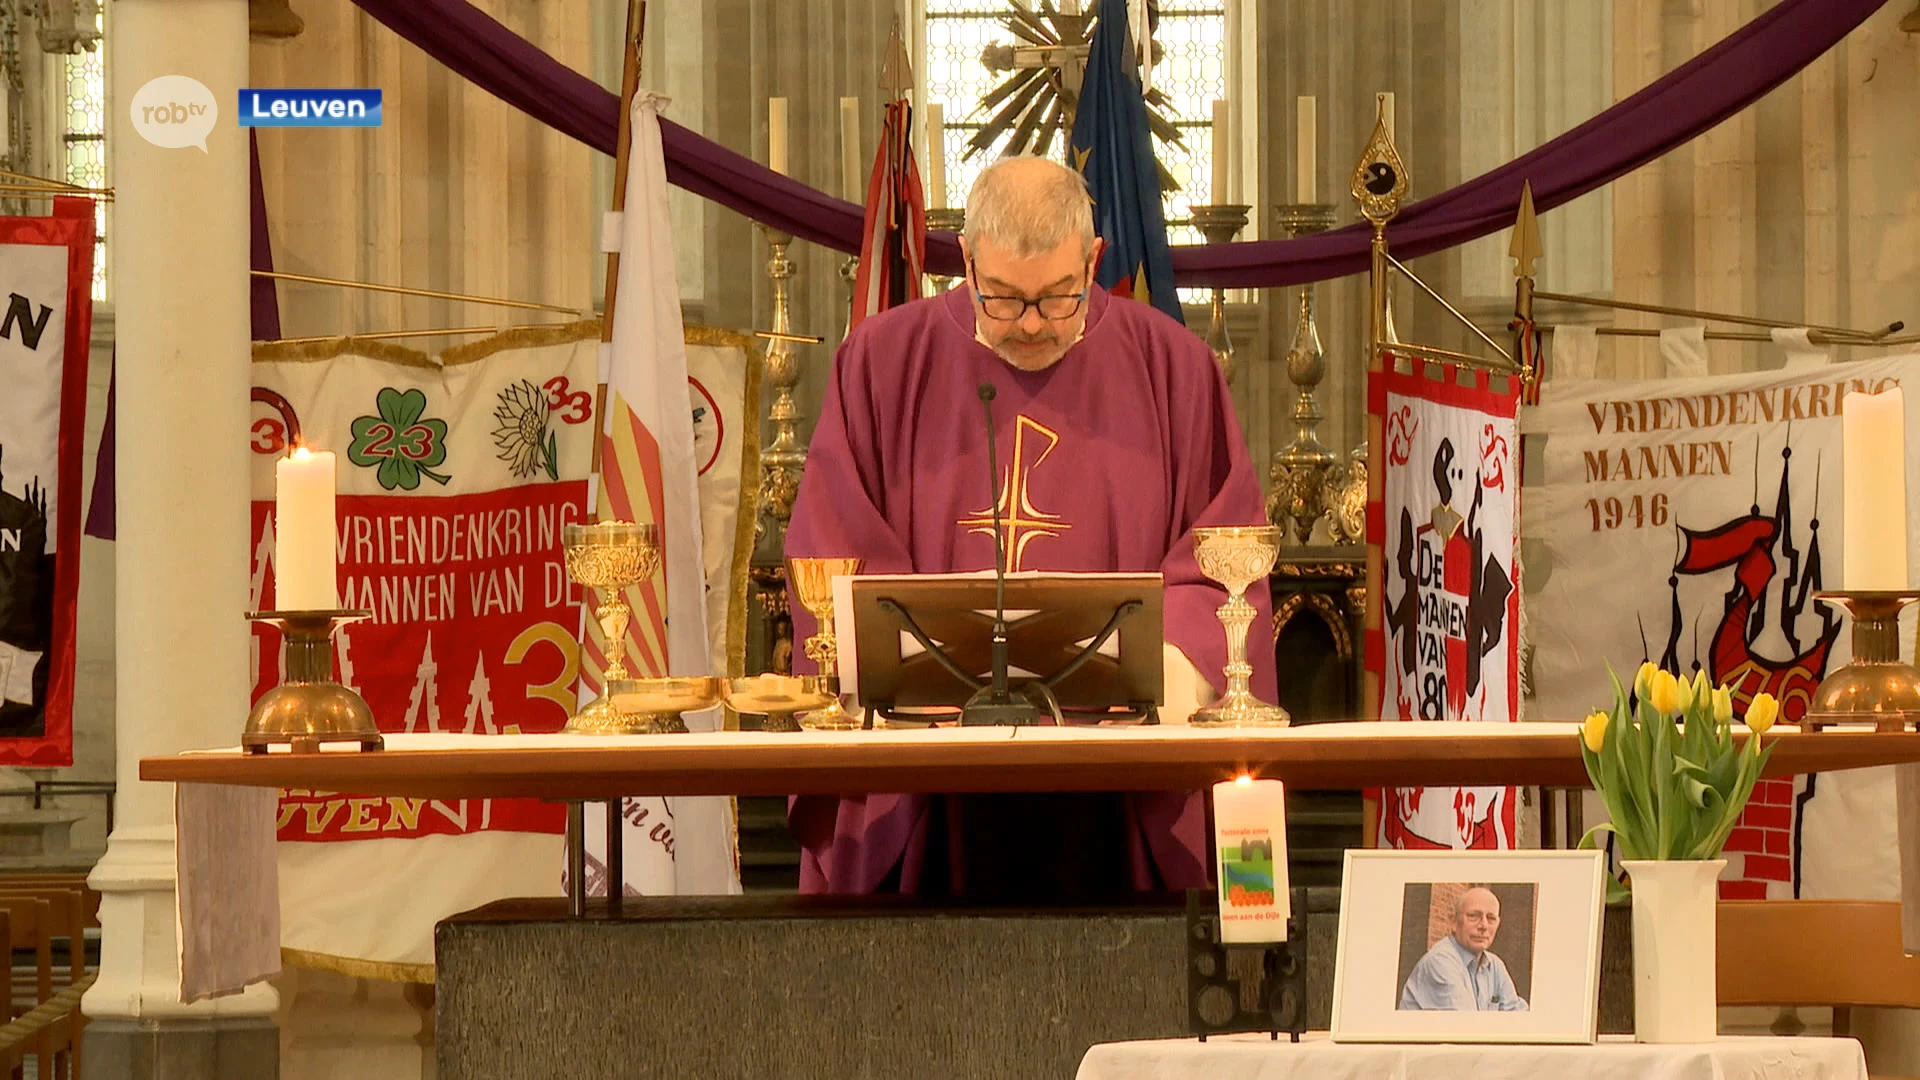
[589,0,648,911]
[594,0,649,476]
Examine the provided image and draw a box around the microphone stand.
[961,383,1039,726]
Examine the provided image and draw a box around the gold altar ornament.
[789,556,865,729]
[723,674,837,733]
[563,520,662,735]
[1191,526,1290,727]
[244,609,384,754]
[606,676,723,736]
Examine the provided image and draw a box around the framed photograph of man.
[1331,850,1606,1044]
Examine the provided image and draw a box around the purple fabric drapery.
[83,131,280,541]
[348,0,1883,288]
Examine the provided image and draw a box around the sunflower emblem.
[492,379,559,481]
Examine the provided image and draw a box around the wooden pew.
[1719,900,1920,1079]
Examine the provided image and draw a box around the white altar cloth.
[1076,1033,1867,1080]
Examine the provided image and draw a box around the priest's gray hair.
[963,156,1096,259]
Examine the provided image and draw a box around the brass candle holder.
[244,609,384,754]
[927,207,966,294]
[563,521,661,735]
[1267,202,1347,547]
[757,226,807,547]
[789,556,864,730]
[1188,203,1251,385]
[1803,590,1920,730]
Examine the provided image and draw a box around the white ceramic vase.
[1623,858,1725,1043]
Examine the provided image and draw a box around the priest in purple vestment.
[784,156,1277,899]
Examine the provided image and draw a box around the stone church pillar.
[82,0,279,1075]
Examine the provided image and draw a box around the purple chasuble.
[784,284,1277,895]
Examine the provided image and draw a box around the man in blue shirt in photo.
[1399,886,1529,1011]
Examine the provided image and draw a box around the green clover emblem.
[348,387,452,490]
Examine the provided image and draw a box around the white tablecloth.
[1076,1033,1867,1080]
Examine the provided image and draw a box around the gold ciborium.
[603,676,723,735]
[722,674,836,733]
[789,556,864,729]
[564,521,661,735]
[1191,525,1290,727]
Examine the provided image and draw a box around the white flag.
[584,91,739,897]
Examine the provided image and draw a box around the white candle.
[925,102,947,210]
[1210,98,1230,205]
[1843,388,1909,589]
[1377,91,1396,146]
[1295,96,1316,203]
[1212,776,1291,944]
[768,97,789,176]
[275,447,338,610]
[840,96,863,202]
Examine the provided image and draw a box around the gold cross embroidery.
[956,414,1072,571]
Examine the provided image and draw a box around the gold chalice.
[1190,525,1290,727]
[788,556,864,730]
[722,674,837,733]
[563,521,660,735]
[604,676,723,735]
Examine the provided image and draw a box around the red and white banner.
[251,318,756,973]
[1368,360,1521,850]
[0,198,94,766]
[1523,356,1920,899]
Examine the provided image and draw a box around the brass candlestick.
[244,609,383,754]
[927,207,966,294]
[1191,525,1290,727]
[757,226,806,549]
[1188,204,1250,385]
[1803,590,1920,730]
[1267,202,1345,547]
[789,556,864,730]
[564,521,661,735]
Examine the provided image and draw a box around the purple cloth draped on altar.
[84,132,278,541]
[347,0,1882,288]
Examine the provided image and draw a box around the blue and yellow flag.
[1068,0,1183,325]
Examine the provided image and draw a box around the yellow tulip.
[1747,692,1780,734]
[1712,686,1733,724]
[1634,661,1658,701]
[1648,669,1683,714]
[1582,710,1608,753]
[1691,670,1713,713]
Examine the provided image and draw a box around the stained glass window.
[63,11,107,301]
[921,1,1230,261]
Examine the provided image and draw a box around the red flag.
[849,100,927,330]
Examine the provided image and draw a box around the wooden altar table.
[139,721,1920,799]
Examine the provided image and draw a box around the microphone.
[962,383,1038,726]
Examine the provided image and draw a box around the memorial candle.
[768,97,789,176]
[1212,776,1291,944]
[275,447,338,610]
[1843,388,1909,589]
